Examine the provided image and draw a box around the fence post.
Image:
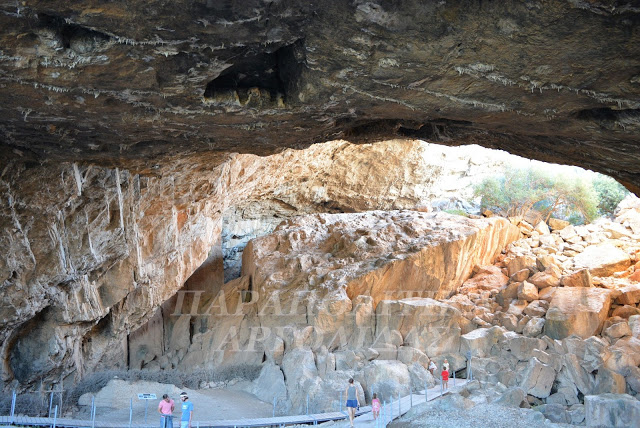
[410,388,413,409]
[398,393,401,417]
[273,396,276,417]
[340,391,343,413]
[306,394,309,416]
[440,377,443,396]
[52,405,58,428]
[453,369,456,386]
[128,398,132,428]
[10,390,16,424]
[425,382,428,402]
[49,391,54,418]
[91,396,96,428]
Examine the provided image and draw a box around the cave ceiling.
[0,1,639,191]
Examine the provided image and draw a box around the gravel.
[389,402,574,428]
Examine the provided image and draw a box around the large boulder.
[572,243,631,277]
[519,357,555,398]
[585,393,640,428]
[544,287,612,339]
[560,268,593,288]
[616,284,640,305]
[360,360,411,400]
[460,326,507,358]
[378,298,463,357]
[251,362,288,406]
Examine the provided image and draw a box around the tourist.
[179,392,193,428]
[158,394,175,428]
[428,360,436,375]
[345,378,359,427]
[443,358,450,372]
[371,393,381,420]
[441,366,449,391]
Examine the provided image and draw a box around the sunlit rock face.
[0,1,639,192]
[1,139,512,388]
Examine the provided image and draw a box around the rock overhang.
[0,1,639,192]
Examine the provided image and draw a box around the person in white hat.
[179,392,193,428]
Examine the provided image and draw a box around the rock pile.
[439,196,640,425]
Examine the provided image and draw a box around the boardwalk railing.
[1,378,467,428]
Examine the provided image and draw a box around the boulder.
[517,281,538,302]
[573,243,631,277]
[616,283,640,305]
[594,367,626,394]
[568,404,586,425]
[523,317,545,337]
[560,268,593,288]
[510,268,530,283]
[602,222,634,239]
[523,300,548,318]
[605,337,640,375]
[460,326,507,358]
[462,265,509,291]
[505,336,547,361]
[549,218,571,231]
[630,315,640,338]
[281,347,318,401]
[541,403,570,424]
[612,305,640,319]
[407,362,436,391]
[520,357,555,398]
[377,298,462,357]
[397,346,429,368]
[585,393,640,428]
[534,221,550,235]
[560,225,578,241]
[529,266,561,289]
[361,360,411,399]
[559,353,595,396]
[251,362,288,405]
[604,321,632,341]
[536,254,557,271]
[544,287,612,339]
[494,387,527,408]
[507,255,536,277]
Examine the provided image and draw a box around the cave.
[1,0,640,425]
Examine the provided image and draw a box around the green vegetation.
[445,209,469,217]
[592,175,630,217]
[474,168,628,225]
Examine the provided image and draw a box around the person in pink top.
[158,394,175,428]
[371,393,381,420]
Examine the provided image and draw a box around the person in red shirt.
[441,367,449,391]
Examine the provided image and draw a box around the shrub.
[592,175,629,217]
[474,167,600,224]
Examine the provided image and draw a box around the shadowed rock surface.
[0,1,639,191]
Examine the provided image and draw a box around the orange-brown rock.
[544,288,612,340]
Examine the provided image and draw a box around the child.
[441,367,449,390]
[371,393,381,420]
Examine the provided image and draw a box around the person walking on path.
[345,378,360,427]
[371,393,381,420]
[441,366,450,391]
[443,358,450,372]
[158,394,175,428]
[179,392,193,428]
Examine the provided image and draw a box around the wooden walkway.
[0,379,467,428]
